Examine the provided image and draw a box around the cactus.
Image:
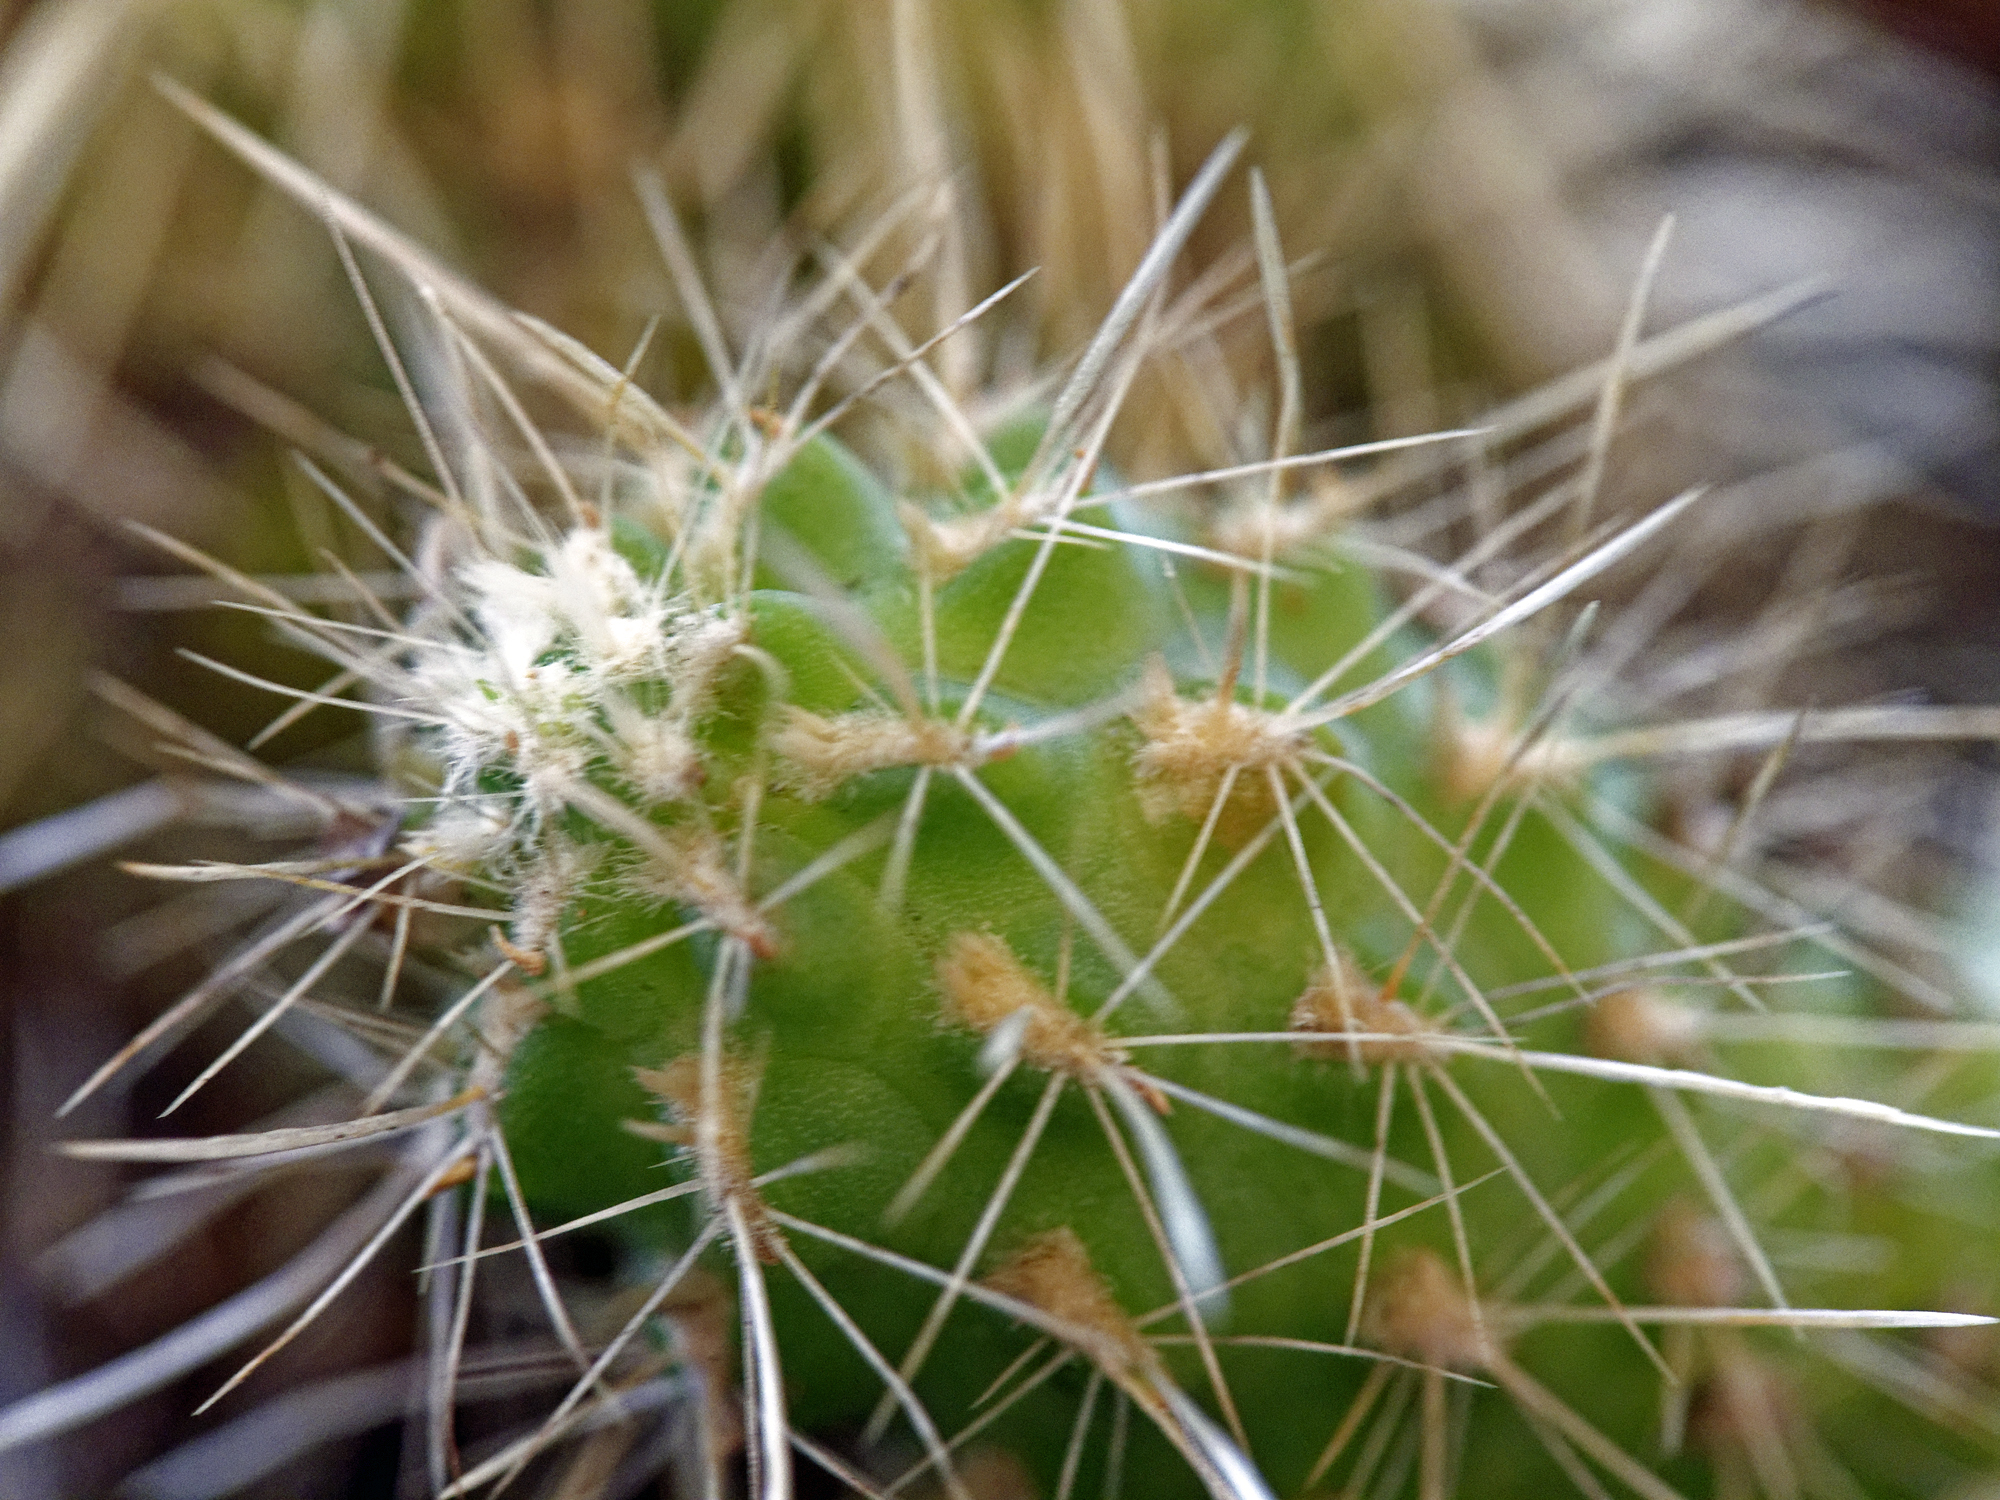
[8,20,2000,1500]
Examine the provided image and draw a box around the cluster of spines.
[7,80,2000,1500]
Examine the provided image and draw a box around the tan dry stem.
[1129,656,1304,826]
[983,1226,1156,1381]
[772,706,973,800]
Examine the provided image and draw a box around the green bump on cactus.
[22,100,2000,1500]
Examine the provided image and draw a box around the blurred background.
[0,0,1993,1493]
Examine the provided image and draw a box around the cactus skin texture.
[21,102,2000,1500]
